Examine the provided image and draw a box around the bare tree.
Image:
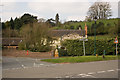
[20,22,53,52]
[87,2,112,20]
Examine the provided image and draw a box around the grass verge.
[41,55,119,63]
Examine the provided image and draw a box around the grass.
[88,35,114,40]
[41,55,119,63]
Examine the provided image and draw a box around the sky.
[0,0,119,22]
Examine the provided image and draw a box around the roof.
[2,30,86,46]
[51,30,85,37]
[2,38,23,46]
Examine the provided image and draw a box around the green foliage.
[41,56,118,63]
[60,37,116,56]
[55,13,59,26]
[14,17,22,30]
[10,17,14,29]
[18,42,26,50]
[20,22,53,52]
[54,18,119,37]
[58,47,67,57]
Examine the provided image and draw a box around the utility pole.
[83,40,85,56]
[94,16,97,55]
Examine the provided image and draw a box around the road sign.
[114,37,118,44]
[79,38,88,56]
[114,37,118,56]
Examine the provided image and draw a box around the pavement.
[2,56,120,78]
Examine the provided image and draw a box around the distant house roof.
[2,38,23,46]
[51,30,85,37]
[2,30,86,46]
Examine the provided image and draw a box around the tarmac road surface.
[2,57,119,78]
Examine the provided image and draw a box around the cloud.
[1,0,119,2]
[1,0,100,2]
[28,1,91,21]
[2,2,16,11]
[110,2,118,18]
[1,0,119,22]
[66,16,86,21]
[2,12,21,22]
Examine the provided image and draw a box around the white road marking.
[33,63,36,67]
[56,77,62,78]
[97,71,106,73]
[81,74,96,78]
[78,73,86,76]
[40,64,44,65]
[21,65,26,68]
[65,76,70,78]
[107,70,115,72]
[88,72,95,75]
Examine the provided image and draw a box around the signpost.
[114,37,118,56]
[79,38,88,56]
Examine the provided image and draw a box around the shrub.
[60,38,115,56]
[18,42,26,50]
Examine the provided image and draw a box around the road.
[2,57,119,78]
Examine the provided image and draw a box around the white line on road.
[40,64,44,65]
[65,76,70,78]
[87,72,95,75]
[97,71,106,73]
[107,70,115,72]
[81,74,96,78]
[21,65,26,68]
[78,73,86,76]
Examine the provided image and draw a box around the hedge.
[59,38,118,56]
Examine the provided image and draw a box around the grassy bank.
[41,55,119,63]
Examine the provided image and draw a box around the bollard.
[55,49,59,58]
[102,55,105,59]
[27,50,29,55]
[96,54,98,58]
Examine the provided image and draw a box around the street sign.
[79,38,88,56]
[79,38,88,41]
[114,37,118,44]
[114,37,118,56]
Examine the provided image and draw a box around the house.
[2,38,23,48]
[51,29,86,47]
[2,24,87,48]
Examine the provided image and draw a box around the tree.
[2,22,6,29]
[87,2,112,20]
[20,22,53,52]
[46,18,55,27]
[55,13,59,26]
[21,13,37,25]
[10,17,14,29]
[14,17,22,30]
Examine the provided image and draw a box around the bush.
[61,38,115,56]
[18,42,26,50]
[58,47,67,57]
